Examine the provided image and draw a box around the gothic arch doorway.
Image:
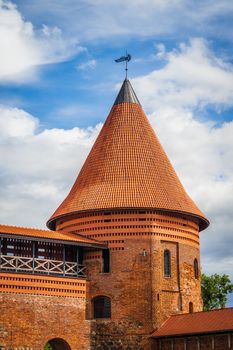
[44,338,71,350]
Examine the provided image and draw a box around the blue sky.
[0,0,233,305]
[2,1,233,129]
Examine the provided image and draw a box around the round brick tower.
[47,79,209,349]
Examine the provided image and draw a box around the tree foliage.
[201,273,233,311]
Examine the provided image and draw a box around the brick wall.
[0,293,91,350]
[86,237,153,349]
[147,239,201,329]
[1,209,201,350]
[79,210,202,349]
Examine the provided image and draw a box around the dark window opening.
[64,245,76,262]
[78,247,84,265]
[194,258,199,279]
[102,249,110,273]
[44,338,71,350]
[164,249,171,277]
[93,296,111,319]
[189,302,193,313]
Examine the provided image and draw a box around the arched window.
[93,296,111,319]
[164,250,171,277]
[189,302,193,313]
[44,338,71,350]
[194,258,199,279]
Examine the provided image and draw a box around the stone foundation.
[91,320,151,350]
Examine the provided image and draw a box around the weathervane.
[115,52,131,79]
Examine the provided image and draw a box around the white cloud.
[0,106,101,227]
[0,0,84,83]
[133,38,233,112]
[0,105,38,139]
[76,59,97,71]
[17,0,233,41]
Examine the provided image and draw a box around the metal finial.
[115,52,131,79]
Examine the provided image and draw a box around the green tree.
[44,343,53,350]
[201,273,233,311]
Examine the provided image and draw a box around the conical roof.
[47,79,209,230]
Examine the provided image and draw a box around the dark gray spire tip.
[114,79,140,105]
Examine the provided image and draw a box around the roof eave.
[152,328,233,339]
[0,232,107,249]
[47,206,209,232]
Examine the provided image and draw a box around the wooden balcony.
[0,254,86,278]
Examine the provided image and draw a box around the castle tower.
[47,79,209,349]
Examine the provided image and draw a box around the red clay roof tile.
[47,80,209,231]
[152,308,233,337]
[0,223,105,247]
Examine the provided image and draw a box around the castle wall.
[85,239,201,350]
[0,293,91,350]
[57,209,202,350]
[151,240,202,329]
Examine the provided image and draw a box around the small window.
[102,249,110,273]
[189,302,193,313]
[194,259,199,279]
[93,296,111,319]
[164,250,171,277]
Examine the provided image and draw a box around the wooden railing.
[0,255,86,278]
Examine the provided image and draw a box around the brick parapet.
[0,273,87,298]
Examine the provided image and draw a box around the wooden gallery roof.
[47,79,209,231]
[0,224,106,248]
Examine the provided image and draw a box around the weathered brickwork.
[152,333,233,350]
[76,210,202,349]
[91,320,147,350]
[0,293,91,350]
[0,214,203,350]
[151,240,202,329]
